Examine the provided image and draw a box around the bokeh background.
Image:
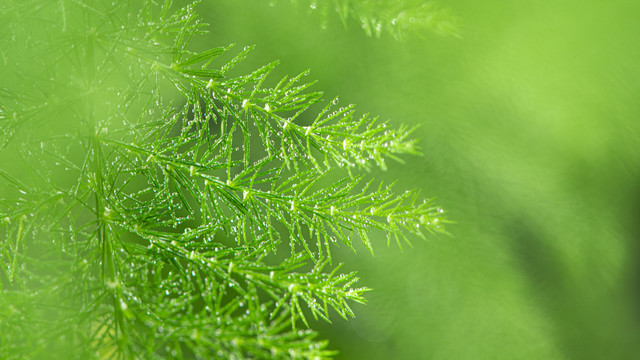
[199,1,640,359]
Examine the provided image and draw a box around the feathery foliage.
[0,0,446,358]
[285,0,460,39]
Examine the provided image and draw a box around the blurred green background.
[201,1,640,358]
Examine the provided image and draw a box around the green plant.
[286,0,459,39]
[0,1,447,358]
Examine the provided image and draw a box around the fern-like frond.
[0,0,447,358]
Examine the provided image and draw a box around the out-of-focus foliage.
[283,0,459,39]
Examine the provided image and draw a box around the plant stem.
[9,215,24,283]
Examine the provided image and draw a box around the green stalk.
[9,215,25,283]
